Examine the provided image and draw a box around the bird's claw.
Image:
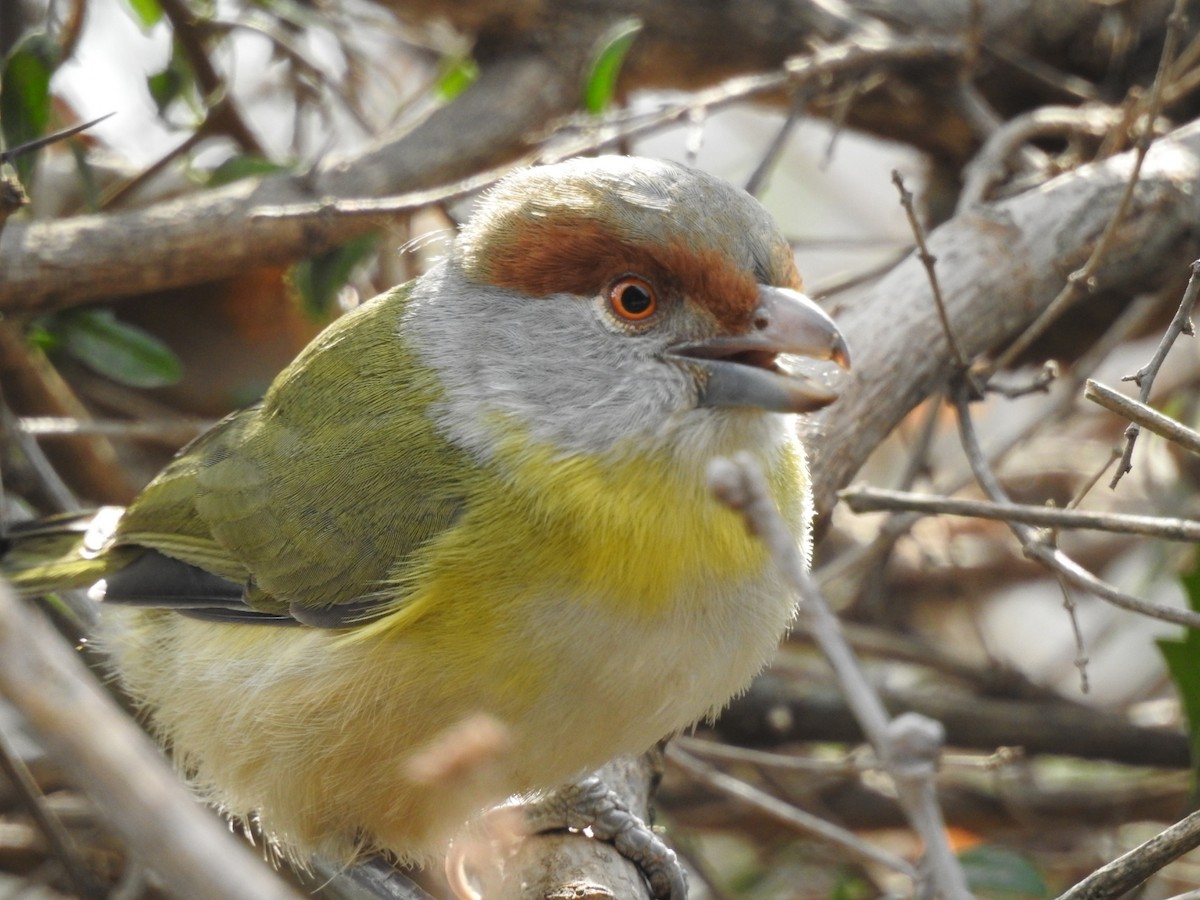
[524,775,688,900]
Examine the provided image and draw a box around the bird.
[4,155,849,892]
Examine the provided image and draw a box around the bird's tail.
[1,507,127,597]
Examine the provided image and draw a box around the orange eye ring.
[608,276,658,322]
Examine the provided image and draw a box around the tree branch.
[808,119,1200,518]
[0,578,299,900]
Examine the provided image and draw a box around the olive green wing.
[113,285,472,625]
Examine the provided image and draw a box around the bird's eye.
[607,276,658,322]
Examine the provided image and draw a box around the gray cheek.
[402,269,696,459]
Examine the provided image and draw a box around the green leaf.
[1159,545,1200,791]
[52,310,183,388]
[583,17,642,114]
[436,56,479,102]
[828,867,877,900]
[206,154,290,187]
[25,321,59,353]
[958,845,1049,898]
[146,40,200,117]
[0,33,59,188]
[146,66,184,114]
[289,234,380,320]
[122,0,163,29]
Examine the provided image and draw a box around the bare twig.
[1057,810,1200,900]
[0,578,301,900]
[1109,259,1200,486]
[1085,379,1200,459]
[840,399,941,620]
[0,112,116,165]
[19,416,211,445]
[818,288,1169,606]
[1,403,78,514]
[1126,261,1200,392]
[809,245,910,297]
[891,170,968,371]
[673,735,867,775]
[958,105,1123,210]
[840,484,1200,542]
[1053,567,1090,694]
[708,453,971,900]
[951,382,1200,630]
[258,35,963,226]
[744,90,807,197]
[720,671,1189,769]
[985,361,1060,398]
[0,727,104,898]
[1068,448,1121,511]
[982,42,1099,103]
[0,174,25,248]
[982,0,1187,376]
[250,160,521,221]
[155,0,267,156]
[208,13,374,136]
[667,744,917,878]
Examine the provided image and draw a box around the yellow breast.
[365,419,803,618]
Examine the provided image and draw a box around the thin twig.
[251,161,521,220]
[19,416,211,444]
[208,14,374,136]
[982,0,1187,375]
[744,90,808,197]
[253,34,964,226]
[985,361,1060,398]
[1057,810,1200,900]
[891,170,968,371]
[1055,448,1123,695]
[552,34,960,163]
[155,0,267,156]
[958,105,1122,210]
[982,42,1099,103]
[1127,260,1200,392]
[0,404,78,514]
[1068,448,1121,511]
[1086,379,1200,459]
[1052,567,1090,694]
[846,399,941,620]
[809,246,911,298]
[0,727,104,898]
[1109,259,1200,486]
[667,745,917,879]
[0,112,116,165]
[708,454,971,900]
[840,484,1200,542]
[951,382,1200,630]
[673,735,867,775]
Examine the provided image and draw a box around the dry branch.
[1086,378,1200,457]
[0,51,582,316]
[841,485,1200,542]
[1058,811,1200,900]
[0,578,299,900]
[709,454,970,899]
[808,119,1200,517]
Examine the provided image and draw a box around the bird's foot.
[522,774,688,900]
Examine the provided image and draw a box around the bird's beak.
[668,286,851,414]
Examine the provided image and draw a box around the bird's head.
[408,156,850,460]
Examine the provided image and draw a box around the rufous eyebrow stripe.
[462,215,794,332]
